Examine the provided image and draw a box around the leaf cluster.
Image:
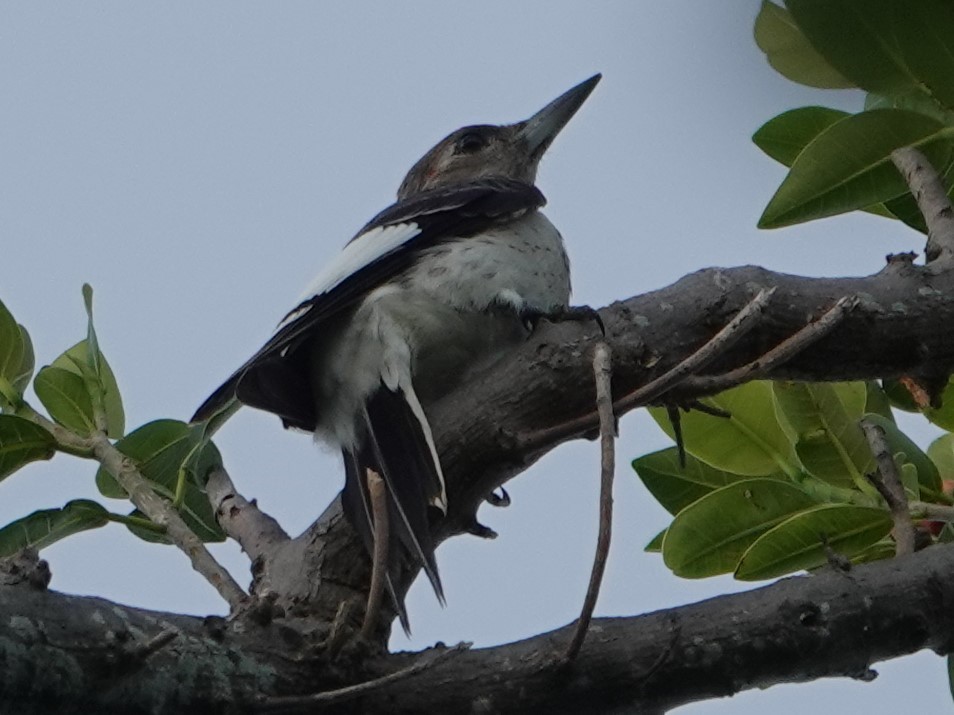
[753,0,954,231]
[635,381,954,580]
[0,290,224,556]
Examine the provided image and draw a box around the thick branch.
[890,147,954,265]
[206,466,289,563]
[252,262,954,636]
[4,542,954,713]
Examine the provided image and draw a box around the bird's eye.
[455,132,487,154]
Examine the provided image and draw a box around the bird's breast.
[400,210,571,315]
[309,210,571,445]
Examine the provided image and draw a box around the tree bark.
[3,540,954,713]
[6,259,954,713]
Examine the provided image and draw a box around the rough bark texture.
[5,259,954,713]
[3,542,954,714]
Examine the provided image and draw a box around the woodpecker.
[192,74,601,630]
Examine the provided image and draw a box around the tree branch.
[861,417,917,556]
[206,466,289,563]
[890,146,954,266]
[89,434,248,611]
[4,541,954,713]
[244,261,954,639]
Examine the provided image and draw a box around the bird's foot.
[521,305,605,335]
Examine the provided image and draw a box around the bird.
[191,74,601,631]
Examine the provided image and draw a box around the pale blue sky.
[1,3,946,712]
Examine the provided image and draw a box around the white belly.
[399,210,571,314]
[311,210,570,446]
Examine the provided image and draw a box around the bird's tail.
[341,382,446,633]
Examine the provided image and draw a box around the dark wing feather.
[191,178,545,425]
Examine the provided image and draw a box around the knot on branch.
[0,548,51,591]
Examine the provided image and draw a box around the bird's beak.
[517,73,601,158]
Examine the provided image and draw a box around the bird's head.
[397,74,601,199]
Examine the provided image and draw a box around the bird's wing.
[190,177,545,425]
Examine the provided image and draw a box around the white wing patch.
[274,222,421,331]
[301,222,422,302]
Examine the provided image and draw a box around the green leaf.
[120,509,172,545]
[948,652,954,705]
[632,447,772,516]
[752,107,916,226]
[772,382,873,489]
[928,434,954,481]
[51,341,124,438]
[882,376,954,430]
[649,382,798,478]
[760,109,954,229]
[864,381,895,422]
[851,539,897,565]
[735,503,892,580]
[863,413,942,493]
[887,2,954,113]
[0,499,109,557]
[0,299,25,403]
[0,415,56,481]
[753,106,850,166]
[900,461,921,501]
[662,479,817,578]
[865,90,954,128]
[920,377,954,431]
[33,366,96,436]
[786,0,922,96]
[95,420,225,542]
[881,378,919,413]
[753,1,852,89]
[645,528,666,553]
[11,325,34,396]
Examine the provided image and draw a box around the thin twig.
[256,642,471,711]
[14,402,94,457]
[910,501,954,522]
[679,295,856,394]
[564,342,615,663]
[90,434,248,609]
[325,599,359,658]
[612,287,775,412]
[519,288,774,451]
[361,468,388,641]
[16,402,247,608]
[860,418,916,556]
[890,146,954,265]
[206,467,289,563]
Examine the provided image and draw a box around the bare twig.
[14,402,247,608]
[206,467,289,562]
[361,468,389,641]
[679,295,856,394]
[860,418,916,556]
[325,599,359,658]
[910,501,954,523]
[891,146,954,265]
[613,287,775,412]
[565,342,615,663]
[518,288,774,450]
[14,402,94,457]
[90,434,248,610]
[255,642,471,711]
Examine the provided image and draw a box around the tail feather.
[340,382,446,632]
[363,385,445,603]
